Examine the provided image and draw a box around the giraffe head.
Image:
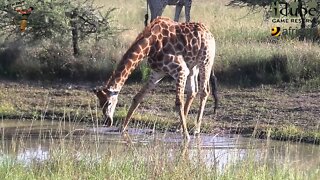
[93,87,118,126]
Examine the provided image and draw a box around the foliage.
[228,0,272,7]
[0,0,117,54]
[0,101,16,116]
[269,125,320,144]
[0,40,115,80]
[0,0,120,80]
[0,0,320,87]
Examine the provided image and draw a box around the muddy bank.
[0,80,319,143]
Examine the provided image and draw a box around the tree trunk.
[70,9,80,56]
[311,2,320,42]
[298,0,306,41]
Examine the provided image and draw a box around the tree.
[0,0,117,56]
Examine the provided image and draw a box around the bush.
[0,0,119,81]
[0,41,115,81]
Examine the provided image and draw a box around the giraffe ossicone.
[94,17,217,140]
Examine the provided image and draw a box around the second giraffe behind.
[94,17,217,140]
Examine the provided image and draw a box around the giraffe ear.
[143,24,152,37]
[92,87,98,95]
[92,87,107,96]
[92,86,102,94]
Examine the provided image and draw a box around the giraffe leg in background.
[194,60,213,135]
[120,71,164,132]
[184,0,192,22]
[184,65,199,117]
[173,66,198,133]
[148,0,165,22]
[174,3,183,22]
[157,3,166,18]
[168,55,190,140]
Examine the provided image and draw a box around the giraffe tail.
[144,0,149,26]
[144,13,149,27]
[210,73,218,114]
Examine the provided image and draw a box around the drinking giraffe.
[94,17,217,140]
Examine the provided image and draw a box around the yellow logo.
[271,27,281,36]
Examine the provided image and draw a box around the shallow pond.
[0,119,319,172]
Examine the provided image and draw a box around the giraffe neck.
[104,36,151,92]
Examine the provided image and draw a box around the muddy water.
[0,119,319,171]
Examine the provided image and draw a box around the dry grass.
[1,0,319,86]
[93,0,320,87]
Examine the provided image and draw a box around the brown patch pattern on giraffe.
[95,17,217,140]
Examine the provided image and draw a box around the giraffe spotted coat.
[94,17,217,140]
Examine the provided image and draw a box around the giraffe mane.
[132,17,173,46]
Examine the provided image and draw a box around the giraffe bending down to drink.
[146,0,192,24]
[93,17,217,140]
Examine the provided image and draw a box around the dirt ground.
[0,80,319,135]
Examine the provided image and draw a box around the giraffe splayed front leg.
[120,71,164,133]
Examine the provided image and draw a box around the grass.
[91,0,320,88]
[0,81,319,144]
[0,83,319,179]
[268,125,320,144]
[0,123,319,180]
[0,0,320,88]
[0,0,320,177]
[1,155,315,180]
[0,92,17,116]
[0,102,16,117]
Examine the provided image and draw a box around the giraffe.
[146,0,192,25]
[93,17,217,140]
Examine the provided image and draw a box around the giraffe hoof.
[175,129,183,134]
[175,125,183,133]
[119,127,128,134]
[173,106,180,112]
[183,134,191,141]
[103,117,113,127]
[193,130,200,136]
